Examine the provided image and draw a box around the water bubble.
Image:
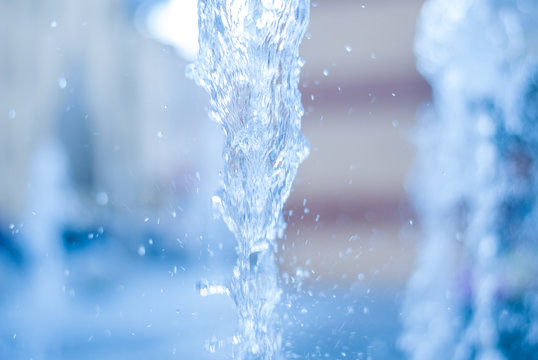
[392,120,399,128]
[8,109,16,119]
[157,131,163,138]
[370,53,376,60]
[50,20,57,28]
[392,92,396,97]
[345,45,352,52]
[322,69,329,76]
[363,306,369,314]
[357,273,365,281]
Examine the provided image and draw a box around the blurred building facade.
[0,0,221,250]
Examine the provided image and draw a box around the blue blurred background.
[0,0,429,358]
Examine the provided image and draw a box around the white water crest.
[189,0,310,359]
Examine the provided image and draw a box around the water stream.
[188,1,310,358]
[401,1,538,359]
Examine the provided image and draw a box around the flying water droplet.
[196,279,230,297]
[138,246,146,256]
[58,77,67,89]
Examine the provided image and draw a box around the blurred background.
[0,0,429,358]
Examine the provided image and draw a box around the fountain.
[188,0,310,359]
[401,0,538,359]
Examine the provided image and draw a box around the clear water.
[188,1,310,359]
[401,0,538,359]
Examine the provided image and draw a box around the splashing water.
[188,0,310,358]
[401,0,538,359]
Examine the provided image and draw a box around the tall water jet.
[401,0,538,359]
[188,1,310,358]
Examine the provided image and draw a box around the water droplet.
[392,120,399,128]
[50,20,57,28]
[138,246,146,256]
[322,69,329,76]
[196,279,230,296]
[409,219,414,225]
[345,45,352,52]
[361,4,366,9]
[58,77,67,89]
[363,306,369,314]
[357,273,365,281]
[157,131,163,138]
[144,217,149,222]
[370,53,376,60]
[392,92,396,97]
[8,109,16,119]
[96,191,109,206]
